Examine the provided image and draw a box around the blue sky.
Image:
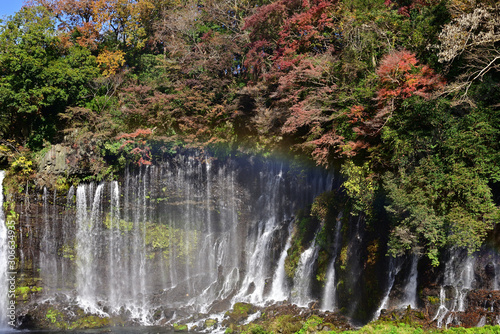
[0,0,26,19]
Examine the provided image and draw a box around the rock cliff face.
[38,144,74,175]
[2,152,500,330]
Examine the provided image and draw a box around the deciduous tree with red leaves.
[357,50,445,137]
[116,128,154,165]
[243,0,339,78]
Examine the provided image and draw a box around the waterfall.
[34,155,329,324]
[269,224,293,302]
[321,212,343,311]
[10,150,500,329]
[456,256,475,312]
[40,187,60,292]
[292,236,319,307]
[233,165,285,305]
[433,250,476,327]
[477,316,486,327]
[374,257,402,319]
[0,171,9,327]
[75,183,106,315]
[107,181,120,310]
[399,255,419,309]
[433,287,448,327]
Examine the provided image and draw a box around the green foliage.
[55,177,70,193]
[45,307,110,330]
[0,6,98,148]
[266,315,303,334]
[343,323,500,333]
[339,245,348,270]
[296,315,323,334]
[225,303,257,323]
[46,308,63,324]
[315,250,329,283]
[398,2,451,64]
[381,98,500,265]
[426,296,439,305]
[284,240,304,279]
[103,215,134,232]
[67,315,110,330]
[16,286,42,301]
[385,158,499,266]
[144,223,199,265]
[341,161,377,215]
[11,156,33,176]
[242,324,270,334]
[1,0,495,268]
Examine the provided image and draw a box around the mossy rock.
[297,315,323,334]
[267,314,303,334]
[16,286,43,301]
[241,324,270,334]
[224,302,256,323]
[204,318,218,328]
[68,315,110,329]
[426,296,440,305]
[36,305,112,330]
[173,323,188,332]
[45,308,64,326]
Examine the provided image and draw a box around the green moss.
[339,245,348,270]
[68,315,110,330]
[316,250,329,283]
[16,286,30,296]
[343,322,500,333]
[145,223,199,265]
[58,244,76,260]
[284,226,305,279]
[103,214,133,231]
[173,323,188,332]
[55,177,70,193]
[267,314,303,334]
[205,318,217,328]
[5,202,19,224]
[242,324,270,334]
[16,286,42,301]
[225,302,255,322]
[46,308,63,324]
[296,315,323,334]
[44,306,111,330]
[311,192,336,222]
[426,296,440,305]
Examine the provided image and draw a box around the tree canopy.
[1,0,499,265]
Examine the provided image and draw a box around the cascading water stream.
[233,166,285,305]
[76,183,105,315]
[321,212,343,311]
[31,155,330,325]
[433,250,476,327]
[292,235,320,307]
[399,255,419,309]
[433,287,448,327]
[374,257,403,319]
[108,181,120,310]
[268,224,293,302]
